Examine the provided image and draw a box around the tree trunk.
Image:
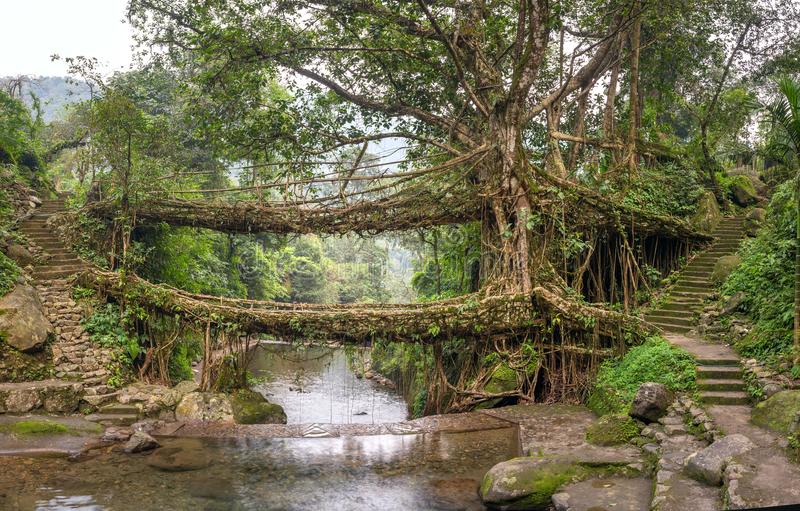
[626,8,642,175]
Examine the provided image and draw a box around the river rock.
[175,392,234,421]
[0,284,52,352]
[685,434,755,485]
[230,389,287,424]
[146,440,212,472]
[123,431,160,453]
[629,383,672,423]
[479,458,583,510]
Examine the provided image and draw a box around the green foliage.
[619,162,703,217]
[0,251,20,296]
[586,337,697,415]
[0,420,68,435]
[81,304,140,363]
[723,181,796,363]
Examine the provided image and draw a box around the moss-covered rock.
[728,175,758,206]
[479,458,638,510]
[485,363,518,394]
[711,255,741,286]
[691,191,722,233]
[751,390,800,434]
[744,207,766,236]
[230,389,287,425]
[585,415,640,446]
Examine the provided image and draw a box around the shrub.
[0,251,20,296]
[722,181,796,364]
[586,336,697,415]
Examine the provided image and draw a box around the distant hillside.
[1,76,91,122]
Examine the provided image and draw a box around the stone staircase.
[646,216,750,407]
[18,199,117,405]
[19,198,90,280]
[645,216,747,333]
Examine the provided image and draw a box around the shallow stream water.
[1,344,519,510]
[0,427,518,510]
[248,343,409,424]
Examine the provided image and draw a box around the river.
[0,344,520,510]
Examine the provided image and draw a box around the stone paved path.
[647,215,800,510]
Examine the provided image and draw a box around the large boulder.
[479,458,583,510]
[728,175,758,206]
[685,434,755,485]
[175,392,234,421]
[691,191,722,233]
[751,390,800,434]
[146,438,212,472]
[0,284,52,352]
[629,383,672,423]
[230,389,287,425]
[5,244,34,267]
[710,255,741,286]
[744,207,766,236]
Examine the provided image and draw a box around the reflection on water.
[1,427,518,510]
[248,343,408,424]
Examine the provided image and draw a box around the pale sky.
[0,0,133,76]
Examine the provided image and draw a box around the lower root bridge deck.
[78,268,653,347]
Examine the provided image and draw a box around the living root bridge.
[78,268,653,345]
[83,191,481,235]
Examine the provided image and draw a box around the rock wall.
[36,279,119,405]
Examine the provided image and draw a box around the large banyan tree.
[95,0,727,403]
[124,0,705,294]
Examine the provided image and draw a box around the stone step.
[673,281,710,291]
[697,366,742,379]
[657,302,702,312]
[645,309,692,319]
[650,322,692,334]
[696,358,741,367]
[681,271,711,278]
[672,286,713,295]
[35,267,89,279]
[645,314,693,327]
[100,403,141,415]
[699,390,750,406]
[84,413,139,427]
[698,379,746,392]
[671,290,712,299]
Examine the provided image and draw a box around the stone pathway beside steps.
[643,214,800,510]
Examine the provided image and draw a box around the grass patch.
[586,336,697,415]
[0,420,70,435]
